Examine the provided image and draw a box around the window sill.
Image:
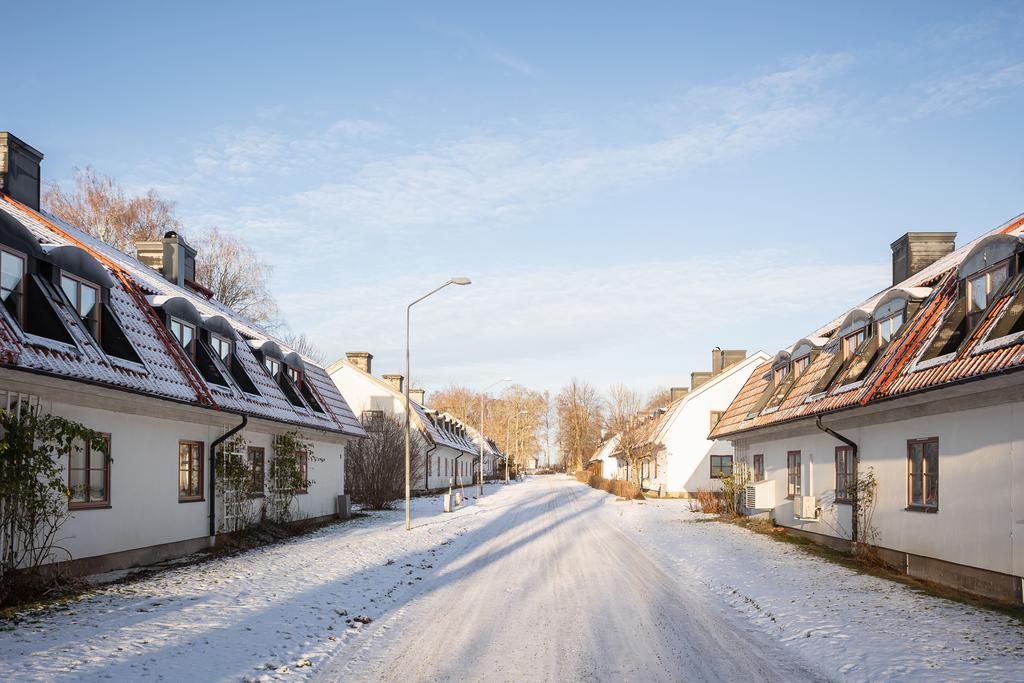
[69,502,111,510]
[905,505,938,513]
[178,497,205,503]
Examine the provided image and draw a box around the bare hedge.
[575,470,642,499]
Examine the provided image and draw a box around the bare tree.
[345,414,425,509]
[43,167,180,253]
[192,227,280,329]
[44,168,282,331]
[279,331,326,365]
[644,386,672,411]
[555,380,603,473]
[605,384,653,492]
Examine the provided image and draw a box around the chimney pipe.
[382,374,404,393]
[691,371,713,390]
[409,388,426,405]
[890,232,957,285]
[136,231,197,287]
[345,352,373,374]
[0,132,43,211]
[669,387,689,402]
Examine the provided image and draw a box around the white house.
[712,219,1024,603]
[589,349,769,496]
[326,354,485,490]
[648,350,772,495]
[0,131,366,576]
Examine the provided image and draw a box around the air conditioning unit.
[795,495,818,520]
[744,479,775,510]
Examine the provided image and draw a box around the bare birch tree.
[192,227,280,328]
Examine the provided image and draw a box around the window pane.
[970,274,988,311]
[69,468,87,501]
[181,325,194,349]
[990,266,1008,296]
[89,467,106,501]
[1,251,25,301]
[80,284,97,320]
[61,275,77,306]
[70,444,87,470]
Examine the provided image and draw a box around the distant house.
[711,218,1024,603]
[0,131,366,576]
[588,349,769,496]
[326,353,498,490]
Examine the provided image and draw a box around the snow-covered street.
[2,476,1023,682]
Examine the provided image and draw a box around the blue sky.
[5,1,1024,397]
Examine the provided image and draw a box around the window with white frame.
[60,273,101,339]
[169,317,197,359]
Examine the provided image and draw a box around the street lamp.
[479,378,512,497]
[505,409,528,483]
[405,277,471,531]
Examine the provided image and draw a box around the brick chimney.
[382,374,404,393]
[409,388,426,405]
[669,387,689,402]
[136,231,197,287]
[890,232,956,285]
[711,349,747,375]
[691,371,713,390]
[0,132,44,211]
[345,352,373,374]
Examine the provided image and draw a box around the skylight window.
[1,247,26,325]
[967,262,1009,331]
[60,273,100,339]
[877,311,905,344]
[210,333,232,364]
[843,328,867,360]
[169,317,197,359]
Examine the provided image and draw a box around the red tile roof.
[712,213,1024,439]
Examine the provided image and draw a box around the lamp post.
[479,378,511,497]
[405,277,471,531]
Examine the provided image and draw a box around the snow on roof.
[0,195,365,437]
[714,213,1024,439]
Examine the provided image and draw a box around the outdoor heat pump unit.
[795,495,819,520]
[744,479,775,510]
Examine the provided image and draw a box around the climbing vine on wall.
[267,431,319,523]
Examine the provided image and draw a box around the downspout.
[209,414,248,541]
[816,416,859,544]
[424,443,437,490]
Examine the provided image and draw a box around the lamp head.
[450,277,472,286]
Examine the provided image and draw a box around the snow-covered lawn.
[2,476,1023,682]
[604,488,1024,682]
[0,483,508,682]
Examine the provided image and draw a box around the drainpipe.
[815,416,859,543]
[424,443,437,490]
[209,414,248,541]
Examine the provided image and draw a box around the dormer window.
[1,247,26,325]
[773,366,788,384]
[264,357,281,378]
[210,333,232,365]
[60,273,100,339]
[843,328,866,360]
[287,366,302,386]
[169,317,197,359]
[877,311,905,344]
[967,261,1009,331]
[792,355,810,377]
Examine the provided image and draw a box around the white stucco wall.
[660,354,769,495]
[735,398,1024,578]
[28,395,347,565]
